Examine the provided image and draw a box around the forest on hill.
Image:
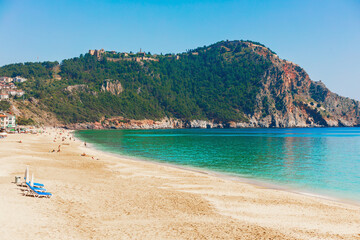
[0,41,270,123]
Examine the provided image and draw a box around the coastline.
[66,121,360,130]
[76,133,360,207]
[1,128,360,239]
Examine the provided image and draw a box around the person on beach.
[84,142,87,147]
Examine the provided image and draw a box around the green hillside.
[0,41,270,123]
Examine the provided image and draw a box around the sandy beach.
[0,128,359,240]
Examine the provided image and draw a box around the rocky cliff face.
[241,42,360,128]
[101,80,123,95]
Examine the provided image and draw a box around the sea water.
[76,128,360,202]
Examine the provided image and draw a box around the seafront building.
[0,114,6,128]
[0,112,16,128]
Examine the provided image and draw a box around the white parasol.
[25,166,29,182]
[30,173,34,187]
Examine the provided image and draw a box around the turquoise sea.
[76,128,360,202]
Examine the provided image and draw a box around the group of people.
[50,130,74,153]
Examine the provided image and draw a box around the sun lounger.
[23,177,44,187]
[22,183,47,192]
[33,183,44,187]
[29,185,47,192]
[24,182,52,198]
[31,182,44,187]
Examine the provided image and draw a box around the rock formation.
[101,80,123,95]
[241,42,359,127]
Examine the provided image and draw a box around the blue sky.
[0,0,359,100]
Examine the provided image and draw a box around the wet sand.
[0,128,359,239]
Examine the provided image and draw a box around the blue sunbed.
[25,182,52,198]
[29,184,47,192]
[23,177,44,187]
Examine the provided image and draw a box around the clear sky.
[0,0,359,100]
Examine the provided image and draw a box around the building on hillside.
[16,90,25,97]
[7,90,24,97]
[13,76,27,83]
[8,90,18,96]
[0,77,25,100]
[0,93,9,100]
[0,77,13,83]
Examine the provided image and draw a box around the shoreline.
[76,133,360,207]
[64,116,360,130]
[1,128,360,239]
[69,125,360,131]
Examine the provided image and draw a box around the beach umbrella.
[25,166,29,182]
[30,173,34,187]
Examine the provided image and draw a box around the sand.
[0,128,359,240]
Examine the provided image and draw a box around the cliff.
[241,41,360,127]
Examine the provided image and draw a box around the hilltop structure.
[88,49,167,63]
[89,49,105,59]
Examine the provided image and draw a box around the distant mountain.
[0,40,359,128]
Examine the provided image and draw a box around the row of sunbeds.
[22,166,52,198]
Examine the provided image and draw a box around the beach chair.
[22,178,45,188]
[29,185,47,192]
[24,182,52,198]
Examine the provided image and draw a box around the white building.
[8,90,18,96]
[0,77,13,83]
[0,93,9,100]
[16,90,25,97]
[0,113,16,128]
[6,114,16,127]
[13,76,27,83]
